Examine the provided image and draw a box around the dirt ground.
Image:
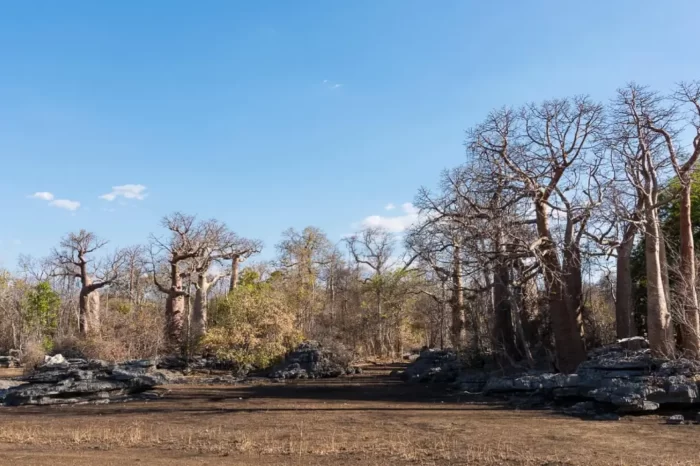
[0,364,698,466]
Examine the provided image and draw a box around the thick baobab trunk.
[229,255,241,292]
[535,200,586,373]
[678,185,700,356]
[450,245,465,348]
[192,273,225,342]
[492,260,516,359]
[645,208,674,356]
[191,275,209,342]
[563,245,586,344]
[78,277,101,336]
[165,264,185,348]
[615,223,637,340]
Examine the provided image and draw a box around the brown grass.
[0,367,698,465]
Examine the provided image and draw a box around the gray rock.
[666,414,685,425]
[3,355,171,406]
[43,354,67,366]
[270,341,358,380]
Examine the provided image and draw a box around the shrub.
[203,282,302,369]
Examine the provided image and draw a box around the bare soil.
[0,364,698,465]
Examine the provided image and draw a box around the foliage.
[203,281,302,368]
[24,282,60,344]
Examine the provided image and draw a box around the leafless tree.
[610,84,676,356]
[468,97,604,372]
[50,230,125,335]
[221,236,263,292]
[150,213,207,348]
[643,81,700,356]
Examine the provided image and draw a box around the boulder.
[270,341,358,379]
[402,342,700,419]
[0,355,20,368]
[2,354,171,407]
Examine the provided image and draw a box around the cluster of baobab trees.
[33,214,262,350]
[407,82,700,372]
[6,81,700,372]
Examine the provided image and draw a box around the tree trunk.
[563,245,586,344]
[645,206,674,356]
[678,185,700,356]
[493,260,516,359]
[165,264,185,348]
[191,275,209,342]
[78,276,101,336]
[616,223,637,340]
[535,200,586,373]
[450,245,465,348]
[229,255,241,292]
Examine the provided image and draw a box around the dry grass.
[0,368,698,465]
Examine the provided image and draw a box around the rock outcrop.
[2,354,170,406]
[0,354,20,368]
[401,342,700,417]
[270,341,361,379]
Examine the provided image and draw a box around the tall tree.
[222,236,263,292]
[644,82,700,356]
[612,84,675,356]
[468,97,604,372]
[51,230,124,335]
[150,213,207,348]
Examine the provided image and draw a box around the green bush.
[203,282,302,368]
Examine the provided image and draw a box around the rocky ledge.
[400,340,700,418]
[1,354,172,406]
[270,341,362,379]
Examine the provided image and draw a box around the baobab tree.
[189,221,240,341]
[51,230,124,335]
[644,82,700,356]
[150,213,207,348]
[222,236,263,292]
[468,97,605,372]
[611,84,676,356]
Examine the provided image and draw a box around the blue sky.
[1,0,699,267]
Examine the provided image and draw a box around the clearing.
[0,365,697,465]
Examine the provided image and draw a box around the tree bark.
[615,223,637,340]
[165,264,185,348]
[229,255,241,292]
[645,207,674,356]
[493,259,516,359]
[678,185,700,356]
[563,245,586,345]
[535,199,586,373]
[78,276,101,336]
[450,245,465,348]
[191,275,209,342]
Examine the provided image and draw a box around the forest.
[2,82,700,376]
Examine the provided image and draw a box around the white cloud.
[49,199,80,211]
[30,191,80,211]
[323,79,343,90]
[385,203,396,211]
[99,184,148,202]
[358,202,420,233]
[30,192,54,201]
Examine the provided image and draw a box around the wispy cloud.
[385,203,396,211]
[30,192,54,201]
[323,79,342,90]
[358,202,419,233]
[49,199,80,211]
[99,184,148,202]
[29,191,80,211]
